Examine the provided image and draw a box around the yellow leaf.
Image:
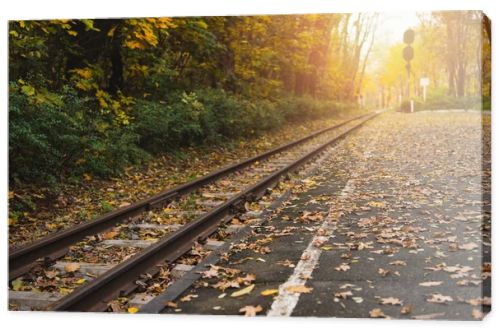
[107,25,117,37]
[261,289,279,296]
[21,84,36,96]
[284,285,313,294]
[231,284,255,297]
[64,263,81,273]
[127,307,139,314]
[368,201,386,208]
[46,223,58,230]
[12,279,23,291]
[72,68,93,80]
[75,278,86,284]
[8,191,14,199]
[125,40,143,49]
[67,30,78,36]
[102,229,119,240]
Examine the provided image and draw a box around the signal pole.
[403,29,415,112]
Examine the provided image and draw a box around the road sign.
[420,77,430,87]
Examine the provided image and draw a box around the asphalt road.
[161,110,491,320]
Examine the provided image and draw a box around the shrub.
[9,82,146,185]
[10,81,357,187]
[400,95,481,112]
[277,95,352,121]
[134,89,286,153]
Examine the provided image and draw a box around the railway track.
[9,110,381,312]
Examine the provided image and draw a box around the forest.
[371,11,491,111]
[9,12,491,189]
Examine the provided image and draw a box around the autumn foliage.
[9,15,373,184]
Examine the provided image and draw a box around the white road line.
[267,177,357,317]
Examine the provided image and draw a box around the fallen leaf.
[458,242,479,250]
[352,297,364,304]
[261,289,279,296]
[102,229,119,240]
[369,308,387,318]
[334,291,353,299]
[419,281,443,287]
[180,294,198,302]
[335,263,351,271]
[456,279,481,286]
[301,211,323,222]
[127,307,139,314]
[201,266,219,278]
[64,263,81,273]
[379,297,403,305]
[231,284,255,297]
[44,270,57,279]
[467,297,491,306]
[212,279,240,291]
[427,293,453,304]
[313,237,327,248]
[285,285,313,294]
[239,305,263,316]
[276,259,295,268]
[368,201,386,208]
[389,260,407,266]
[75,278,86,284]
[378,268,390,277]
[472,308,484,320]
[59,287,73,295]
[400,305,412,314]
[11,279,23,291]
[165,301,178,308]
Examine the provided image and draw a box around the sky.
[375,11,421,45]
[366,11,421,75]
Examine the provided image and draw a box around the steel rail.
[9,112,370,280]
[50,111,380,312]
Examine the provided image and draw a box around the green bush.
[277,95,351,121]
[133,89,285,153]
[9,83,146,184]
[10,82,357,186]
